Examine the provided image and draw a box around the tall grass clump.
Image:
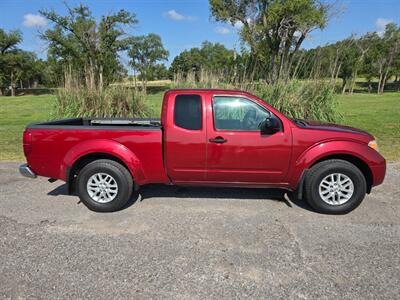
[252,80,341,122]
[172,70,236,90]
[173,70,341,123]
[52,86,149,118]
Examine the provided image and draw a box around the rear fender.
[288,140,383,189]
[60,139,146,184]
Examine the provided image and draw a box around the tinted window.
[213,96,270,131]
[174,94,202,130]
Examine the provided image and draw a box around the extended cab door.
[163,92,207,183]
[206,94,292,184]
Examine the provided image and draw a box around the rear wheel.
[77,159,133,212]
[304,159,367,214]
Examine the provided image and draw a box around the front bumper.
[19,164,37,179]
[371,160,386,187]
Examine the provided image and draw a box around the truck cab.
[162,90,292,186]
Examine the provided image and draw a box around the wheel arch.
[294,153,373,199]
[290,140,377,195]
[61,139,146,193]
[310,154,373,193]
[66,152,140,194]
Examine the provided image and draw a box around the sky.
[0,0,399,66]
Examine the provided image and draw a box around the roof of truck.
[166,88,251,94]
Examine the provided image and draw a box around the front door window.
[212,96,270,131]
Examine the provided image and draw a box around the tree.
[359,24,400,94]
[170,47,204,77]
[209,0,330,83]
[200,41,235,70]
[378,23,400,93]
[128,34,169,92]
[0,28,50,95]
[393,49,400,91]
[170,41,235,79]
[0,29,21,55]
[0,29,22,96]
[334,37,362,94]
[146,64,169,81]
[40,4,137,90]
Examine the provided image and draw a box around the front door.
[206,95,291,184]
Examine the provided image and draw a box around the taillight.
[23,130,32,156]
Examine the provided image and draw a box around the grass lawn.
[145,91,164,117]
[0,92,399,161]
[337,92,400,161]
[0,95,54,161]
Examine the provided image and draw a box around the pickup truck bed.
[24,118,169,185]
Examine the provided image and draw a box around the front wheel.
[304,159,367,214]
[76,159,133,212]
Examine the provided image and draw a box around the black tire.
[304,159,367,214]
[76,159,133,212]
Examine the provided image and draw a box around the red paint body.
[23,89,386,191]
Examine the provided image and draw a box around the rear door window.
[174,94,202,130]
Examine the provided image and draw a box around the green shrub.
[52,86,149,118]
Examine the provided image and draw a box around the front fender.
[288,140,385,189]
[59,139,146,183]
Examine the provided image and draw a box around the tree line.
[1,0,399,97]
[291,24,400,94]
[0,3,170,96]
[174,0,400,94]
[0,29,49,96]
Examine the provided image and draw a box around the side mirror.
[260,117,280,135]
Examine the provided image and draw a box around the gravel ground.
[0,161,399,299]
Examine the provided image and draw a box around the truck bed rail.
[27,117,161,130]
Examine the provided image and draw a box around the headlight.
[368,140,379,152]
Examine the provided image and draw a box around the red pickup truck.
[20,89,386,214]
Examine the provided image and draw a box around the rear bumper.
[19,164,37,179]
